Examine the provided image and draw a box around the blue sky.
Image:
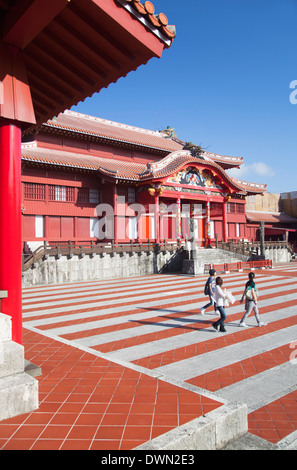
[72,0,297,195]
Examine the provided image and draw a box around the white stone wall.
[22,249,182,287]
[264,247,292,263]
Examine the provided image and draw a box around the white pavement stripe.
[22,274,283,316]
[23,277,295,328]
[22,270,280,299]
[22,274,182,298]
[215,362,297,413]
[22,278,197,304]
[23,276,245,304]
[69,290,297,348]
[152,325,297,381]
[22,288,202,318]
[106,304,297,362]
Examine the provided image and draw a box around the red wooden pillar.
[113,184,118,243]
[222,199,228,243]
[154,194,160,243]
[0,121,22,343]
[0,44,35,344]
[205,199,211,246]
[176,196,181,240]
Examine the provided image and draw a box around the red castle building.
[21,110,267,251]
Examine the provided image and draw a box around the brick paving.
[0,263,297,449]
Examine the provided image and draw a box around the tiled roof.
[21,144,266,194]
[141,150,266,194]
[203,151,243,168]
[44,111,183,154]
[42,111,244,170]
[246,211,297,223]
[116,0,176,41]
[21,144,146,181]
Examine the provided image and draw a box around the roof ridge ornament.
[183,142,203,158]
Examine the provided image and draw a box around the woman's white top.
[214,285,226,307]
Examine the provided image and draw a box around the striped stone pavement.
[1,262,297,450]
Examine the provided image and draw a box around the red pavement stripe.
[46,286,297,342]
[23,277,200,306]
[22,272,284,312]
[22,274,183,295]
[23,293,201,325]
[93,303,297,354]
[248,391,297,444]
[260,270,297,278]
[23,277,296,326]
[186,343,292,391]
[132,311,297,369]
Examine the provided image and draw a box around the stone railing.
[22,239,182,272]
[215,239,294,257]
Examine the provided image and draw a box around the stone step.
[0,341,25,379]
[137,402,248,450]
[0,372,39,421]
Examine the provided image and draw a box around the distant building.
[21,110,270,252]
[246,192,297,250]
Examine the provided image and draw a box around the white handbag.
[226,290,235,304]
[246,287,258,301]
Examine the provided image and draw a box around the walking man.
[200,269,217,315]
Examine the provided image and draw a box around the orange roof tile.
[140,150,265,194]
[21,144,146,180]
[118,0,176,41]
[42,111,244,170]
[44,111,182,154]
[246,211,297,223]
[21,144,266,194]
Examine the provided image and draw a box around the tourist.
[212,276,228,332]
[200,269,217,315]
[239,272,267,327]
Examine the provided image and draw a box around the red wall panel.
[48,216,61,239]
[61,217,74,239]
[77,217,89,238]
[22,215,35,240]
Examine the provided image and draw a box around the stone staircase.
[0,311,39,421]
[198,248,248,265]
[183,247,249,275]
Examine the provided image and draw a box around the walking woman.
[212,277,228,333]
[239,272,267,327]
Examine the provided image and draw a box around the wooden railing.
[22,240,182,271]
[208,259,273,274]
[215,239,294,257]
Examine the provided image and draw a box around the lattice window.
[89,188,99,204]
[49,185,75,202]
[227,202,236,213]
[24,183,45,200]
[236,203,245,214]
[77,188,100,204]
[127,187,136,203]
[77,188,89,203]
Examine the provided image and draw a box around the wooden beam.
[2,0,71,49]
[0,43,35,124]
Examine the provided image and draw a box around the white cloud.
[250,162,275,177]
[227,161,274,180]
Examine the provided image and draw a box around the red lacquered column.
[0,120,22,344]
